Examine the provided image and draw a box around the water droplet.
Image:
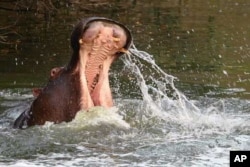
[223,70,228,76]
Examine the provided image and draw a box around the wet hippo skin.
[13,17,132,128]
[32,67,64,97]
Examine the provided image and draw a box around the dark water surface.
[0,0,250,166]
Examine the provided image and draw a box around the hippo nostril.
[113,29,119,38]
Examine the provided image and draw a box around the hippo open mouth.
[76,19,131,109]
[13,17,132,128]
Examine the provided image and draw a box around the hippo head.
[68,17,132,109]
[13,17,132,128]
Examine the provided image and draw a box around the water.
[1,0,250,166]
[0,45,249,166]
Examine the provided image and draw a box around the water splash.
[40,106,130,131]
[122,44,200,120]
[70,106,130,129]
[116,44,248,136]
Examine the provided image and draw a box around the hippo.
[32,67,64,97]
[13,17,132,129]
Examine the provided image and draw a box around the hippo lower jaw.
[76,21,128,110]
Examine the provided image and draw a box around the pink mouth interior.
[77,21,128,110]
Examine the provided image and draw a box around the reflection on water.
[0,0,250,166]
